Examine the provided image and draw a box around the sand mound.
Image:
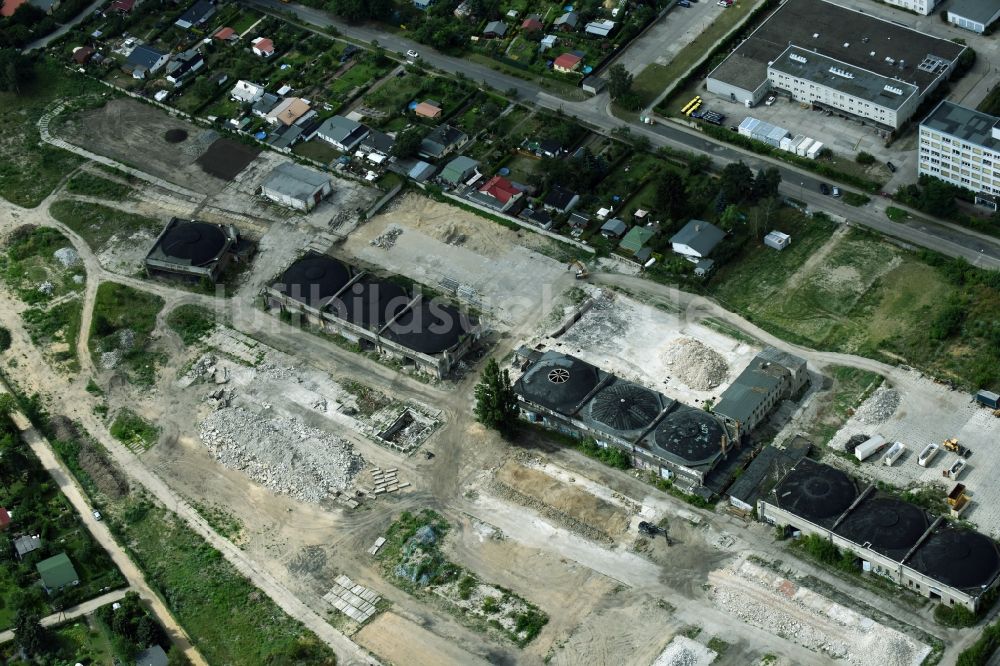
[663,338,728,390]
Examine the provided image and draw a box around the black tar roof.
[772,458,859,526]
[148,219,231,267]
[275,254,352,307]
[328,278,410,330]
[514,351,605,416]
[922,100,1000,150]
[648,404,727,467]
[586,378,665,433]
[708,0,964,96]
[908,524,1000,591]
[385,301,474,354]
[835,495,932,560]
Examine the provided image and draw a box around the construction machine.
[943,438,961,453]
[567,259,589,280]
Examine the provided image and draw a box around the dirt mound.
[164,129,188,143]
[662,337,728,390]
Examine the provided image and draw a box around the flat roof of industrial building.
[921,100,1000,150]
[947,0,1000,24]
[262,162,330,201]
[146,218,235,268]
[769,46,917,110]
[708,0,965,96]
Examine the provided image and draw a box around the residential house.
[619,226,655,260]
[475,175,524,212]
[440,155,480,185]
[521,207,553,229]
[108,0,133,13]
[213,26,237,42]
[360,129,395,156]
[407,160,437,182]
[314,115,369,151]
[600,218,627,239]
[483,20,508,38]
[670,219,725,275]
[266,97,312,126]
[14,535,41,559]
[553,11,578,31]
[37,553,79,593]
[947,0,1000,32]
[125,44,169,79]
[521,15,543,32]
[71,46,95,65]
[260,162,332,212]
[419,125,468,160]
[164,48,204,86]
[568,211,590,229]
[584,19,616,37]
[175,0,214,29]
[268,124,304,150]
[553,53,582,73]
[540,34,558,51]
[0,0,26,16]
[251,93,280,117]
[251,36,275,57]
[542,185,579,213]
[230,80,265,104]
[135,645,169,666]
[414,100,442,119]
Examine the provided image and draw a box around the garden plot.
[708,558,929,666]
[826,369,1000,538]
[549,290,759,406]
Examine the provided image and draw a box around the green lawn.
[49,201,162,253]
[166,304,216,346]
[0,62,104,207]
[0,615,114,665]
[293,138,342,164]
[64,171,133,201]
[110,409,159,452]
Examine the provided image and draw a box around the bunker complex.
[759,458,1000,610]
[144,217,242,282]
[513,346,806,487]
[706,0,965,130]
[265,253,479,378]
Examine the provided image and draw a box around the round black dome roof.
[837,498,929,553]
[329,278,409,329]
[910,528,1000,590]
[589,380,661,432]
[278,255,352,305]
[386,302,470,355]
[160,222,227,266]
[652,406,726,465]
[518,354,601,415]
[775,459,857,522]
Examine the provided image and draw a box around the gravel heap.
[370,226,402,250]
[53,247,80,267]
[854,385,900,425]
[663,337,728,390]
[37,281,54,296]
[117,328,135,352]
[651,637,716,666]
[100,350,121,370]
[199,406,364,503]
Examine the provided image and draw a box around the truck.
[855,434,886,462]
[947,483,970,517]
[918,443,940,467]
[976,390,1000,410]
[883,442,905,466]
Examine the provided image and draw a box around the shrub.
[855,151,876,165]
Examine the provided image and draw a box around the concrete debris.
[53,247,80,267]
[854,385,900,425]
[100,350,121,370]
[662,337,728,390]
[651,636,717,666]
[322,575,381,623]
[117,328,135,352]
[369,225,402,250]
[37,281,54,295]
[205,387,234,410]
[198,406,364,503]
[72,274,85,284]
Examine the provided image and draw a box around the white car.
[93,510,102,521]
[765,95,776,106]
[406,50,419,59]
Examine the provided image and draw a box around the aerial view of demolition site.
[4,47,1000,666]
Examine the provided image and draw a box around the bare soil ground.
[56,99,230,195]
[355,612,488,666]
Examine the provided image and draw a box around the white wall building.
[919,100,1000,202]
[878,0,940,15]
[946,0,1000,33]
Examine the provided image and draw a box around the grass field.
[49,201,162,253]
[91,283,165,385]
[109,409,159,452]
[64,172,133,201]
[804,366,883,447]
[166,304,216,346]
[293,139,342,164]
[0,62,104,208]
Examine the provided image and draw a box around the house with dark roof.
[419,125,468,160]
[476,175,523,212]
[542,185,579,213]
[14,534,41,559]
[600,218,627,239]
[37,553,79,593]
[521,207,553,229]
[135,645,169,666]
[670,219,724,260]
[483,20,508,38]
[568,211,590,229]
[553,11,578,31]
[314,116,369,152]
[440,155,479,185]
[165,48,204,86]
[125,44,169,79]
[72,46,95,64]
[360,129,395,156]
[175,0,214,29]
[407,160,437,182]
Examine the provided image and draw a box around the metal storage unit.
[796,138,814,156]
[855,434,886,461]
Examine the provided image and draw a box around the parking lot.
[829,372,1000,538]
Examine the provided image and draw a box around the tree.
[855,151,876,165]
[752,167,782,201]
[718,204,742,232]
[13,609,47,656]
[0,49,34,94]
[474,358,519,438]
[654,170,687,221]
[167,646,193,666]
[392,126,427,159]
[606,64,634,101]
[719,161,754,205]
[920,177,959,217]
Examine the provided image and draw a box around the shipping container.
[855,434,886,461]
[883,442,905,466]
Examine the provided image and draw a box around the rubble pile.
[37,281,54,296]
[100,350,121,370]
[854,385,900,425]
[651,636,717,666]
[663,337,728,390]
[53,247,80,267]
[370,226,402,250]
[199,406,364,502]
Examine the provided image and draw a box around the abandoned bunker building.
[144,217,243,283]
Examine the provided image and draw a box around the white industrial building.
[946,0,1000,33]
[878,0,940,14]
[260,163,332,212]
[706,0,966,130]
[919,100,1000,203]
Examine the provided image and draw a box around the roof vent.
[790,53,808,64]
[829,66,855,79]
[883,84,904,95]
[547,368,570,384]
[843,42,850,48]
[870,51,876,57]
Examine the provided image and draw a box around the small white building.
[260,163,332,212]
[764,231,791,250]
[231,80,265,104]
[947,0,1000,33]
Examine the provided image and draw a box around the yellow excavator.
[567,259,589,280]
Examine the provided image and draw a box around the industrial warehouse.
[758,458,1000,610]
[512,347,806,487]
[144,217,245,283]
[264,253,479,378]
[706,0,966,129]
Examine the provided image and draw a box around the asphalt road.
[246,0,1000,269]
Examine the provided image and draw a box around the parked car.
[764,95,776,106]
[886,161,897,173]
[679,0,691,6]
[406,49,419,59]
[93,510,102,521]
[832,186,841,197]
[820,183,831,195]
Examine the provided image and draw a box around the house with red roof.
[109,0,133,12]
[251,36,275,57]
[0,508,11,531]
[214,26,237,42]
[521,15,543,32]
[477,175,523,212]
[553,52,582,73]
[0,0,27,17]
